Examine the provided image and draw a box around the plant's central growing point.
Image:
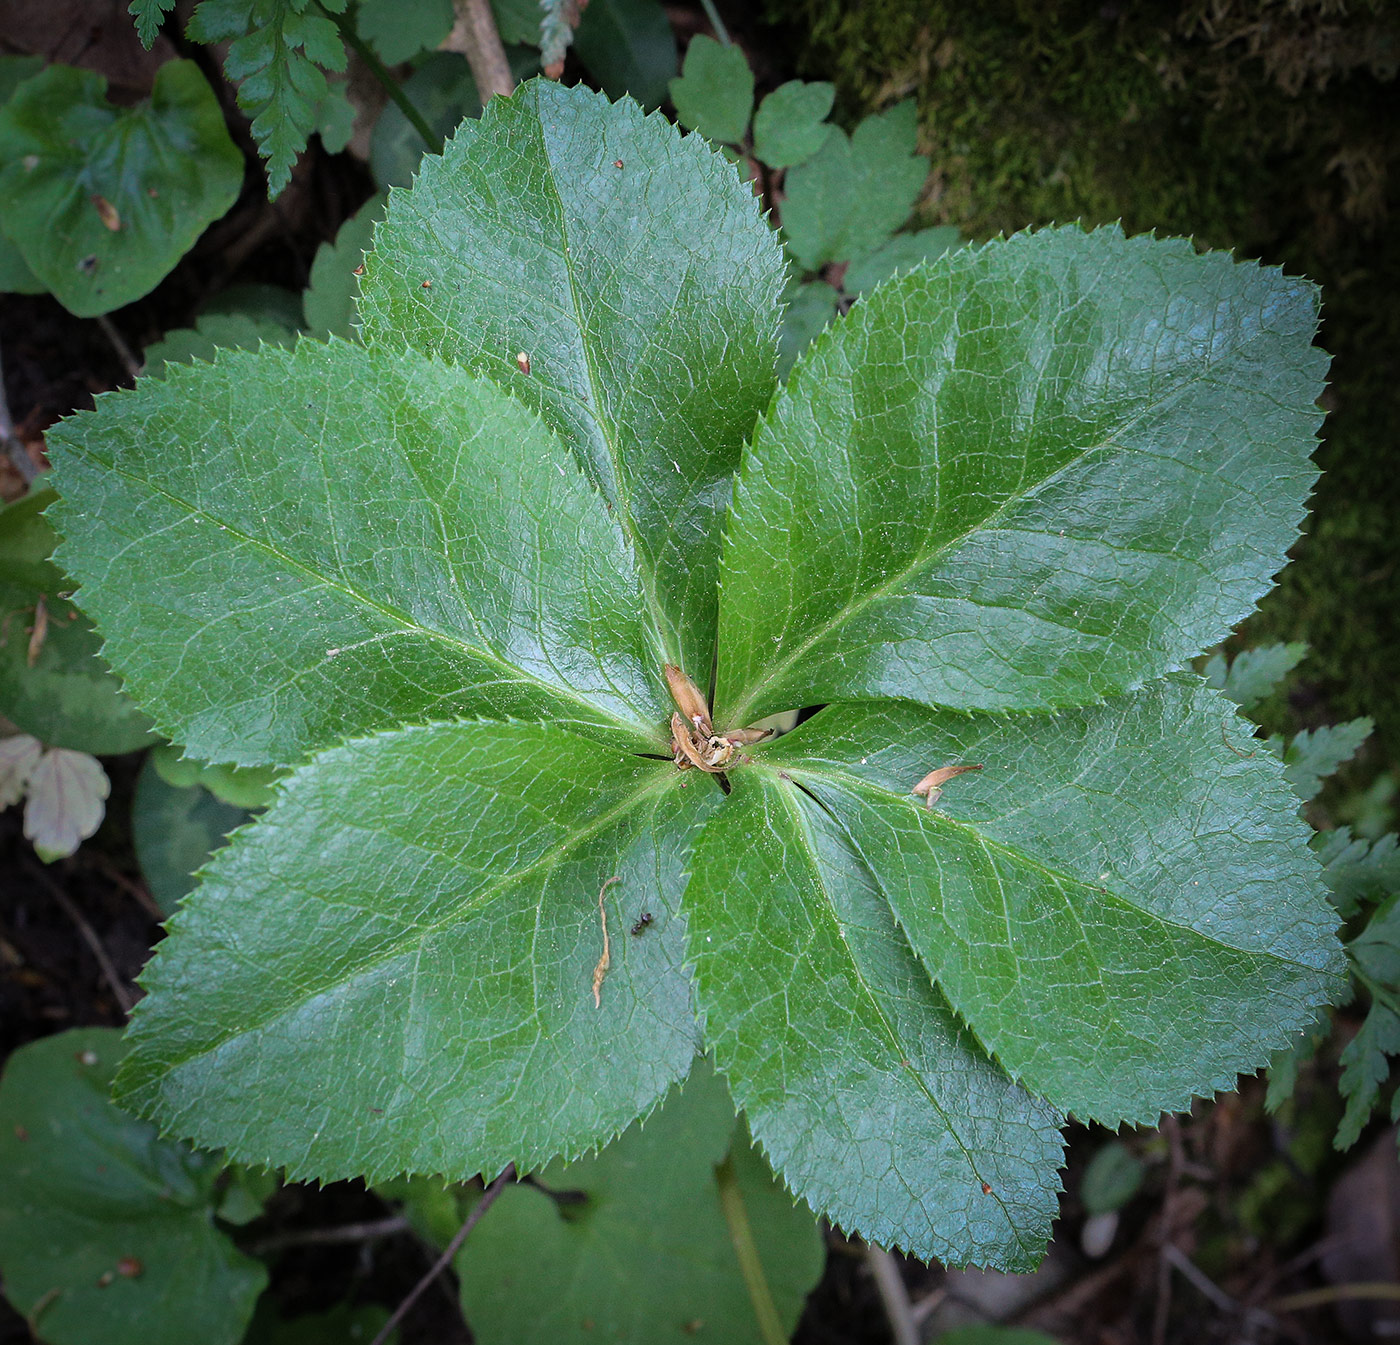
[664,664,770,774]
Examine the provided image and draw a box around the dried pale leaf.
[24,747,109,861]
[0,733,43,808]
[664,663,711,729]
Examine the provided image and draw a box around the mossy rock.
[762,0,1400,774]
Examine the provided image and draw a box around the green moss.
[762,0,1400,769]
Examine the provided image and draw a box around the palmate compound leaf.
[44,85,1345,1269]
[715,224,1328,728]
[357,80,786,680]
[753,676,1346,1126]
[114,722,719,1179]
[46,339,672,767]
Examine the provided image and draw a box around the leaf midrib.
[721,359,1227,725]
[767,781,1039,1256]
[140,767,678,1074]
[68,446,661,743]
[535,109,680,668]
[791,764,1332,975]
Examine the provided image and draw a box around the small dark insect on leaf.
[631,912,653,936]
[516,351,532,375]
[116,1256,143,1278]
[420,279,432,289]
[353,263,365,276]
[613,159,624,168]
[981,1182,993,1195]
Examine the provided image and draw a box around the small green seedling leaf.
[777,279,839,378]
[752,80,835,168]
[842,225,963,294]
[573,0,677,108]
[0,61,242,316]
[150,742,281,809]
[357,0,454,64]
[132,756,252,914]
[144,311,298,377]
[1203,641,1308,711]
[1285,718,1372,801]
[458,1062,824,1344]
[0,489,155,755]
[0,1028,266,1345]
[780,102,928,270]
[668,35,754,146]
[1078,1142,1144,1216]
[303,195,385,339]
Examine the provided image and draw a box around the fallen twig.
[369,1164,515,1345]
[29,861,135,1014]
[443,0,515,100]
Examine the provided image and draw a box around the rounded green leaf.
[0,1028,266,1345]
[768,676,1346,1125]
[115,723,716,1182]
[717,225,1328,727]
[0,61,242,317]
[358,79,785,679]
[0,489,154,755]
[459,1061,824,1344]
[303,195,385,339]
[685,771,1065,1270]
[667,35,754,145]
[752,80,834,169]
[46,339,670,767]
[132,755,252,915]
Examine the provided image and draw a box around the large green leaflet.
[358,80,786,678]
[48,341,669,766]
[115,723,716,1180]
[0,1029,265,1345]
[45,82,1342,1269]
[759,677,1346,1125]
[685,772,1064,1268]
[716,227,1326,726]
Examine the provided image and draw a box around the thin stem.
[369,1164,514,1345]
[1271,1282,1400,1313]
[444,0,516,101]
[319,3,440,153]
[95,314,141,383]
[29,861,135,1014]
[867,1244,919,1345]
[714,1152,788,1345]
[245,1214,411,1256]
[698,0,732,45]
[0,349,38,484]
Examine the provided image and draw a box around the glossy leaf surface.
[0,1029,265,1345]
[685,770,1065,1267]
[764,677,1346,1124]
[359,81,785,677]
[48,340,670,767]
[115,723,715,1180]
[717,226,1326,727]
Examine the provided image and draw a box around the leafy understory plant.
[47,81,1345,1269]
